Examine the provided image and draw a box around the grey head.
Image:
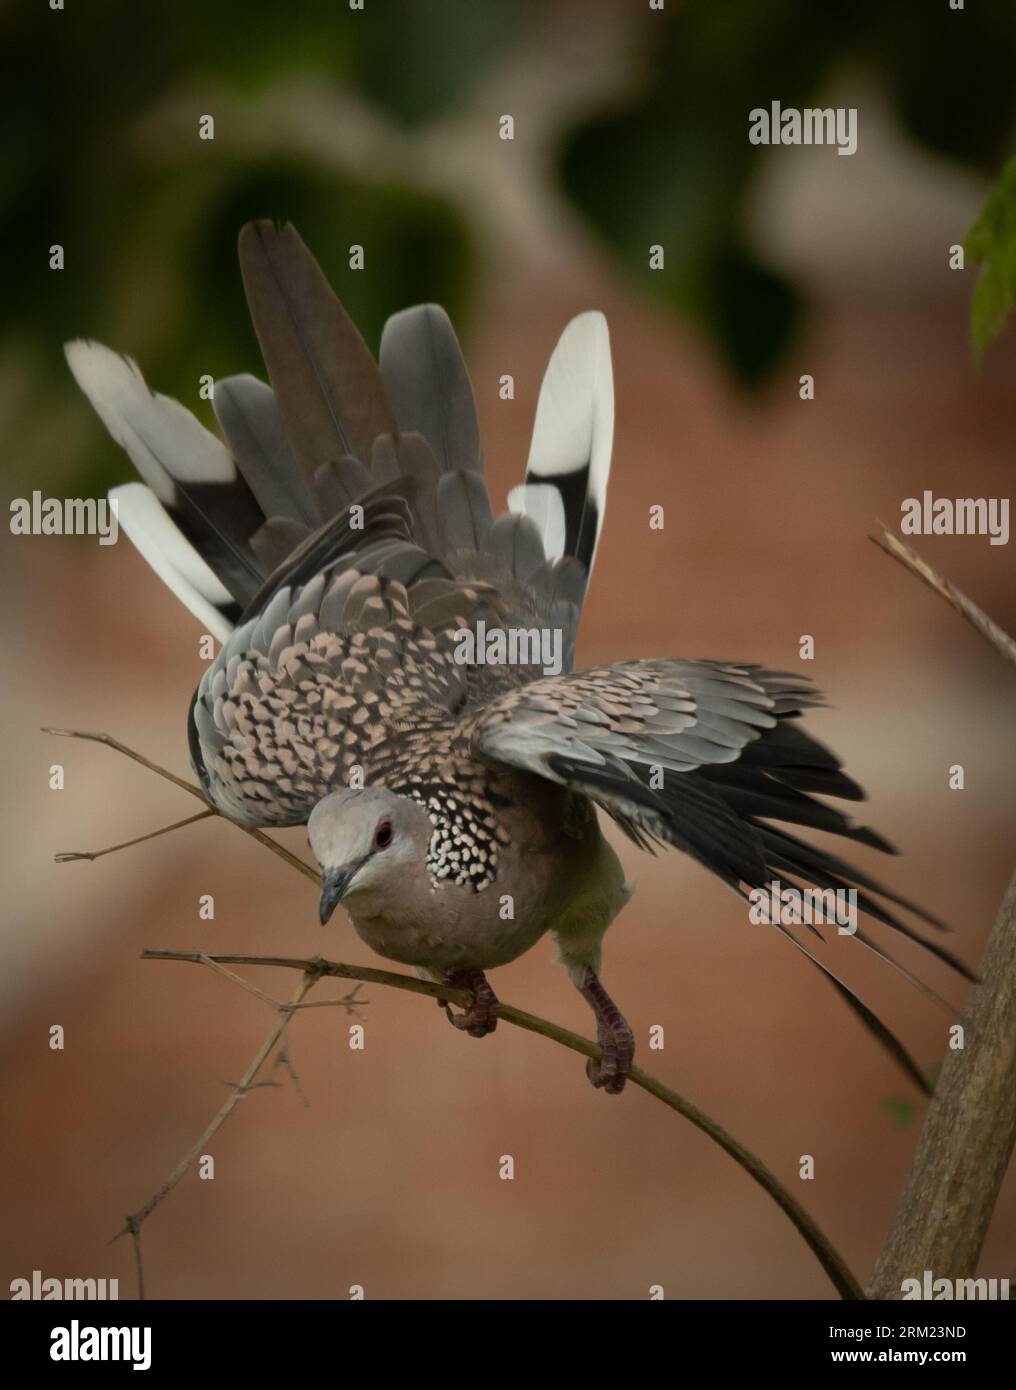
[308,787,434,925]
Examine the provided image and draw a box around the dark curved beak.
[319,866,357,925]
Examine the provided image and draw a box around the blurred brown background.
[2,0,1015,1299]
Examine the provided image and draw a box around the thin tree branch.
[142,949,471,1004]
[194,951,281,1010]
[272,1039,311,1108]
[55,810,215,862]
[42,728,319,884]
[143,949,865,1301]
[49,727,865,1300]
[125,1218,144,1303]
[111,965,322,1297]
[870,522,1016,667]
[869,524,1016,1296]
[43,727,201,797]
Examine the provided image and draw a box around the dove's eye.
[373,819,393,851]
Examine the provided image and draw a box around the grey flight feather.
[437,469,494,554]
[379,304,482,473]
[238,219,397,480]
[213,374,320,528]
[489,512,547,585]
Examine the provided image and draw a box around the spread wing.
[471,657,973,1094]
[472,660,832,874]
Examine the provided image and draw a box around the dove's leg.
[579,969,635,1095]
[551,900,633,1094]
[440,968,500,1038]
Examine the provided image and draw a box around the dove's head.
[308,787,434,924]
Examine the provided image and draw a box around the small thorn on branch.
[274,1044,311,1107]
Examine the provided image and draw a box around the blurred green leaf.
[866,4,1016,176]
[691,242,800,390]
[882,1098,916,1130]
[965,153,1016,364]
[349,0,524,127]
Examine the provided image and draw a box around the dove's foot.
[440,969,500,1038]
[580,969,634,1095]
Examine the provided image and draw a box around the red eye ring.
[373,818,393,850]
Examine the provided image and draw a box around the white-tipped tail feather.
[65,306,614,640]
[65,340,234,501]
[506,481,567,561]
[511,310,614,578]
[66,338,265,612]
[110,484,234,641]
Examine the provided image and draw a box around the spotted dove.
[66,219,973,1094]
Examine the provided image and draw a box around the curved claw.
[441,969,500,1038]
[585,1024,635,1094]
[580,969,635,1095]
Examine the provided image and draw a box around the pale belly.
[349,897,550,971]
[345,817,630,976]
